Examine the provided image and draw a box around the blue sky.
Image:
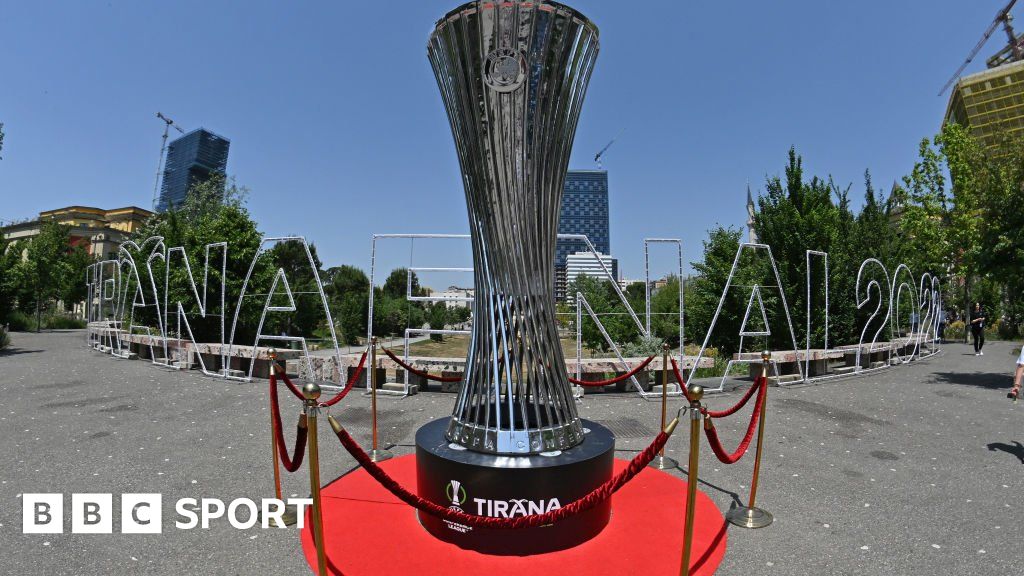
[0,1,1002,285]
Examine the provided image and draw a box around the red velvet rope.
[669,358,694,402]
[268,371,307,472]
[703,377,767,464]
[330,419,672,529]
[382,348,463,383]
[567,355,657,386]
[271,361,306,401]
[703,375,763,419]
[319,351,368,408]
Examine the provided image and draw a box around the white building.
[565,251,618,288]
[437,286,474,309]
[618,278,641,290]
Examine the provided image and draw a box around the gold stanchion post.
[650,343,679,469]
[679,384,704,576]
[726,350,774,529]
[265,348,297,526]
[368,336,393,462]
[303,382,328,576]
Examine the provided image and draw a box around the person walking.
[1010,345,1024,402]
[969,302,986,356]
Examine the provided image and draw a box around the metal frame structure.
[644,238,685,370]
[854,258,893,373]
[804,250,830,380]
[367,233,473,397]
[686,243,802,393]
[401,327,472,388]
[227,236,344,389]
[85,233,952,405]
[890,263,919,365]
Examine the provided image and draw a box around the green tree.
[649,276,681,348]
[427,302,449,341]
[128,175,272,344]
[569,274,637,353]
[686,226,760,356]
[324,265,370,345]
[753,148,847,350]
[0,237,20,324]
[60,245,92,309]
[266,239,325,338]
[15,220,73,330]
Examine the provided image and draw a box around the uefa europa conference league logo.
[442,479,564,533]
[22,494,312,533]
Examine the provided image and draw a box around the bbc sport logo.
[22,494,312,534]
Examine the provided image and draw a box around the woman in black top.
[969,302,986,356]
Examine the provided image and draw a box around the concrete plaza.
[1,330,1021,575]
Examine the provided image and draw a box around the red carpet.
[300,455,727,575]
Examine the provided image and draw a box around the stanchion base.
[647,455,679,470]
[258,505,298,527]
[726,505,773,529]
[369,449,394,463]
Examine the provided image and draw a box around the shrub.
[44,314,86,330]
[7,310,31,331]
[945,320,965,342]
[621,335,665,357]
[984,318,1003,340]
[0,325,9,350]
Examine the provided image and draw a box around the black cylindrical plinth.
[415,418,615,554]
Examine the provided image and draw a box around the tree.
[267,239,325,338]
[371,268,426,340]
[686,226,761,356]
[324,265,370,345]
[15,220,73,330]
[753,148,850,350]
[0,236,20,324]
[649,276,681,348]
[570,274,636,353]
[383,268,421,299]
[60,245,92,309]
[128,175,272,344]
[427,302,449,341]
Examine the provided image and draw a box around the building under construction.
[944,60,1024,149]
[942,0,1024,150]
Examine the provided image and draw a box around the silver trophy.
[428,0,600,455]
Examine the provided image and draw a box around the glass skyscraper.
[556,170,610,264]
[156,128,230,212]
[555,169,611,300]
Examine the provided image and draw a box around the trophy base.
[415,417,615,555]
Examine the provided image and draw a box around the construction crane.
[939,0,1024,96]
[593,128,624,170]
[151,112,185,211]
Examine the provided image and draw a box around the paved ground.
[1,330,1022,575]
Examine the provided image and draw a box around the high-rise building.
[156,128,230,212]
[944,59,1024,151]
[555,170,610,300]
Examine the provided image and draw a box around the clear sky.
[0,1,1005,286]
